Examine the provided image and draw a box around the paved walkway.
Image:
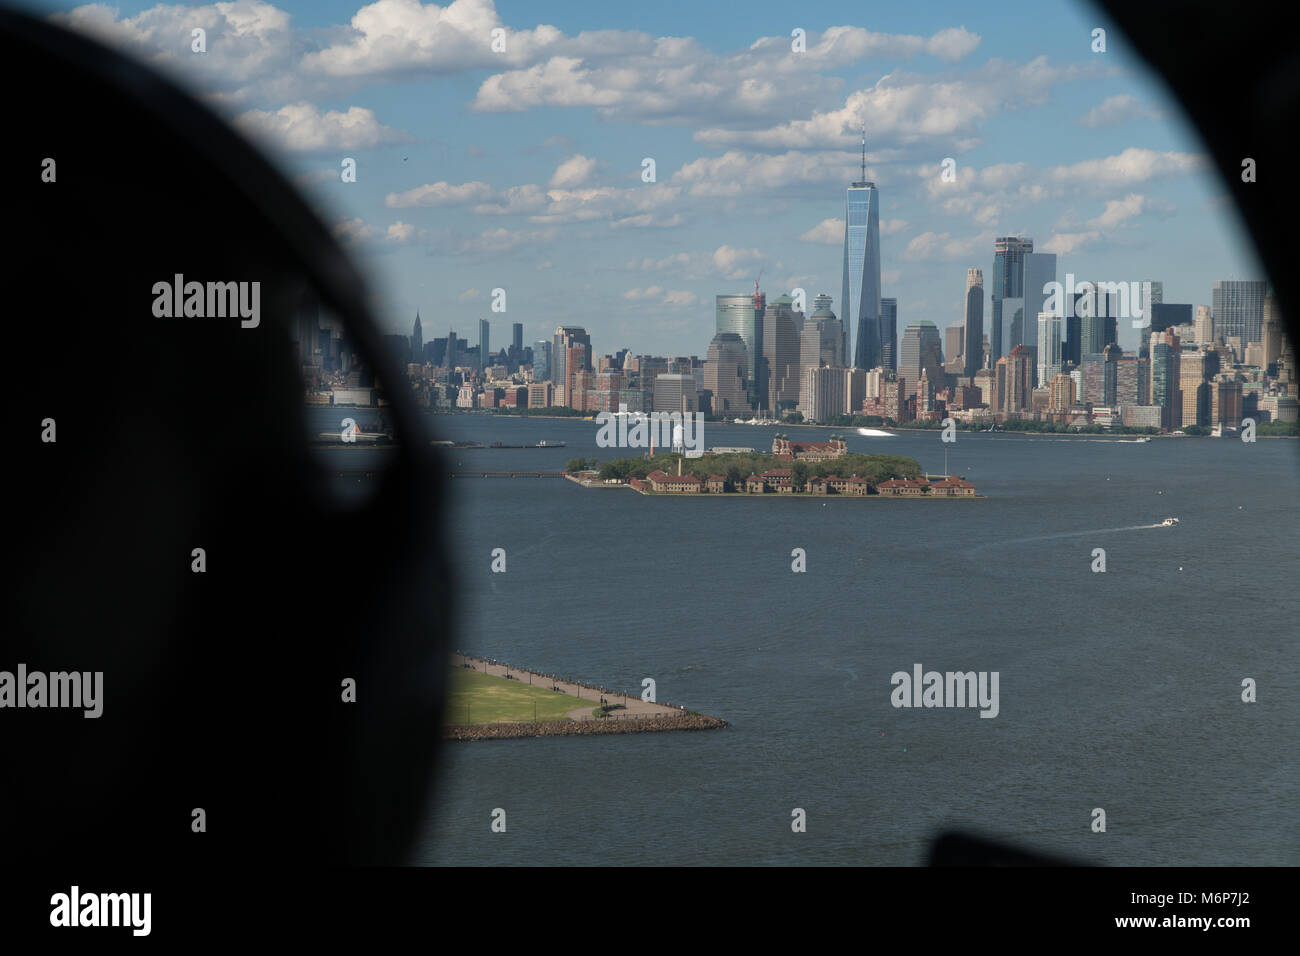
[452,653,684,722]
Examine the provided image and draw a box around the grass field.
[445,667,597,725]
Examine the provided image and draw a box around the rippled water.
[317,410,1299,865]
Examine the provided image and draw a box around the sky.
[25,0,1266,358]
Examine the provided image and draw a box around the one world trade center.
[844,131,882,371]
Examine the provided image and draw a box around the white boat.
[1161,517,1179,526]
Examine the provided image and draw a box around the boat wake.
[969,522,1169,552]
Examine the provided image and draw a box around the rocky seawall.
[445,712,727,741]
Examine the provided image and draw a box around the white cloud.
[800,218,844,244]
[1041,231,1101,255]
[453,227,557,254]
[458,288,482,301]
[902,230,993,261]
[1076,94,1161,129]
[693,57,1110,149]
[1046,148,1204,188]
[663,290,698,308]
[236,102,413,151]
[386,180,494,208]
[333,217,378,245]
[880,218,909,235]
[550,154,598,188]
[623,286,664,300]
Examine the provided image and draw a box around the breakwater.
[445,712,728,741]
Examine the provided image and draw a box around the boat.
[536,440,566,447]
[1161,517,1179,526]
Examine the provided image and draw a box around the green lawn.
[445,667,596,725]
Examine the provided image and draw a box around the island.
[567,435,980,497]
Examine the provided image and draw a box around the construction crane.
[753,268,764,309]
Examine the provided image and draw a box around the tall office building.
[803,365,847,423]
[880,297,898,370]
[1006,345,1034,415]
[1020,253,1056,348]
[844,133,882,371]
[478,318,490,372]
[1150,303,1192,335]
[532,339,550,383]
[1150,329,1181,429]
[1212,280,1268,346]
[703,332,750,415]
[799,300,845,412]
[1036,312,1062,387]
[1194,306,1214,346]
[652,373,698,414]
[944,324,965,374]
[899,321,943,394]
[296,289,321,367]
[1065,306,1082,368]
[964,268,984,376]
[1262,290,1286,369]
[511,322,523,354]
[716,293,764,408]
[551,326,591,405]
[1180,350,1209,426]
[762,294,804,413]
[991,237,1032,360]
[411,312,423,364]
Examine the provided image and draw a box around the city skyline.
[32,0,1265,358]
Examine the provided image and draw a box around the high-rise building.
[844,134,882,370]
[899,321,943,395]
[411,312,423,364]
[297,289,321,368]
[1180,350,1209,426]
[512,322,523,354]
[1048,372,1075,413]
[963,268,984,377]
[716,293,764,408]
[991,237,1032,360]
[1150,329,1181,429]
[1150,303,1192,335]
[944,324,965,375]
[1195,305,1214,346]
[1262,290,1285,369]
[1211,376,1243,427]
[1006,345,1034,415]
[762,294,803,413]
[551,326,591,405]
[532,339,551,383]
[478,318,489,373]
[803,365,847,423]
[1036,312,1062,387]
[1212,280,1268,346]
[703,332,750,415]
[652,373,698,414]
[1065,307,1082,368]
[1020,253,1057,348]
[880,297,898,371]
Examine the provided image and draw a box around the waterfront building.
[962,267,984,376]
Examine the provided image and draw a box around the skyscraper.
[1194,306,1214,346]
[532,339,550,383]
[512,322,523,354]
[1036,312,1062,387]
[716,293,765,409]
[963,268,984,377]
[1020,253,1057,348]
[880,298,898,371]
[1212,280,1267,346]
[1150,329,1181,429]
[478,318,489,373]
[551,326,590,405]
[991,237,1032,360]
[844,132,882,371]
[1006,345,1034,415]
[762,294,803,413]
[703,332,750,415]
[899,321,943,394]
[411,312,423,364]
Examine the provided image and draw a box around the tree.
[790,460,809,491]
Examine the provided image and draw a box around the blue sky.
[27,0,1264,357]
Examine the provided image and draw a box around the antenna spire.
[860,124,866,181]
